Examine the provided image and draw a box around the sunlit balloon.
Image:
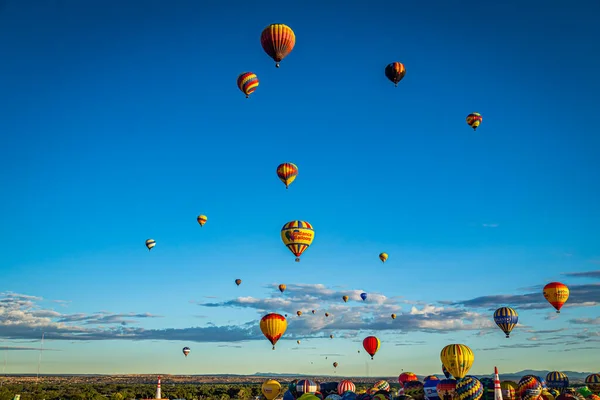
[235,279,242,286]
[197,215,208,227]
[237,72,259,98]
[342,296,349,303]
[379,252,388,263]
[384,62,406,87]
[297,311,303,316]
[297,340,301,345]
[338,380,356,395]
[279,284,287,293]
[540,390,555,400]
[493,307,518,338]
[330,334,334,339]
[517,376,542,400]
[500,381,516,400]
[325,312,330,317]
[400,373,419,385]
[543,282,570,313]
[440,344,474,379]
[182,347,190,357]
[261,24,296,68]
[260,313,287,350]
[546,372,569,390]
[466,113,482,131]
[374,380,390,392]
[456,377,483,400]
[281,220,315,262]
[333,362,338,368]
[585,374,600,394]
[145,239,156,251]
[363,336,381,360]
[437,379,457,400]
[277,163,299,189]
[263,380,282,400]
[391,314,396,319]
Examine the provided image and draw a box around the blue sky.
[0,0,599,377]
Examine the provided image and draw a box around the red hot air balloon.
[362,336,380,360]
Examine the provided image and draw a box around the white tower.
[156,375,161,399]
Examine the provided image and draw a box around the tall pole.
[36,333,45,383]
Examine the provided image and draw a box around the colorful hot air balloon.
[456,377,483,400]
[197,215,207,227]
[279,284,287,293]
[277,163,299,189]
[400,373,419,385]
[379,252,388,263]
[297,380,318,395]
[182,347,190,357]
[145,239,156,250]
[442,364,451,379]
[543,282,569,313]
[500,381,516,400]
[360,293,367,301]
[385,63,406,87]
[466,113,482,131]
[540,391,556,400]
[363,336,380,360]
[405,381,425,400]
[585,374,600,394]
[493,307,518,338]
[297,311,303,316]
[546,372,569,391]
[425,378,441,400]
[237,72,259,98]
[235,279,242,286]
[338,380,356,395]
[518,376,542,400]
[260,24,296,68]
[437,379,457,400]
[391,314,397,319]
[262,380,282,400]
[260,313,287,350]
[440,344,474,379]
[424,376,440,382]
[342,296,349,303]
[281,220,315,262]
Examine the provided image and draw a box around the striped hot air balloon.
[374,380,390,392]
[440,344,474,379]
[456,377,483,400]
[363,336,381,360]
[279,284,286,293]
[338,380,356,395]
[237,72,259,98]
[585,374,600,394]
[543,282,570,313]
[379,252,388,263]
[197,214,208,227]
[384,62,406,87]
[182,347,190,357]
[546,372,569,391]
[493,307,519,338]
[260,313,287,350]
[437,379,458,400]
[297,379,318,395]
[500,381,516,400]
[281,220,314,262]
[145,239,156,251]
[466,113,483,131]
[261,24,296,68]
[517,376,542,400]
[276,163,298,189]
[405,381,425,400]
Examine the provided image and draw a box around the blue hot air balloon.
[360,293,367,301]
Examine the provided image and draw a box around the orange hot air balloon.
[260,24,296,68]
[235,279,242,286]
[342,295,349,303]
[197,215,207,227]
[279,284,286,293]
[276,163,298,189]
[391,314,396,319]
[297,311,302,316]
[543,282,569,313]
[260,313,287,350]
[363,336,380,360]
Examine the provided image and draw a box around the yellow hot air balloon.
[279,284,286,293]
[543,282,569,313]
[297,340,301,345]
[440,344,474,379]
[330,334,334,339]
[281,220,314,262]
[297,311,302,316]
[342,295,349,303]
[379,252,388,263]
[145,239,156,251]
[466,112,482,131]
[197,215,208,227]
[262,379,282,400]
[260,313,287,350]
[391,314,396,319]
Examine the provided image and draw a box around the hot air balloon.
[466,113,482,131]
[281,220,315,262]
[585,374,600,394]
[379,253,388,263]
[437,379,457,400]
[260,24,296,68]
[338,380,356,395]
[325,312,329,317]
[440,344,474,379]
[312,310,316,314]
[425,378,441,400]
[424,376,440,382]
[405,381,425,400]
[297,340,301,345]
[546,372,569,391]
[262,380,282,400]
[543,282,569,313]
[517,376,542,400]
[477,378,494,400]
[442,365,451,379]
[456,377,483,400]
[182,347,190,357]
[493,307,518,338]
[329,334,334,339]
[363,336,380,360]
[333,362,338,368]
[237,72,259,98]
[540,391,555,400]
[297,379,318,395]
[279,284,287,293]
[400,373,419,385]
[277,163,299,189]
[235,279,242,286]
[297,311,303,316]
[342,296,349,303]
[360,293,367,301]
[197,215,208,227]
[145,239,156,251]
[500,381,516,400]
[374,380,391,392]
[385,63,406,87]
[260,313,287,350]
[391,314,397,319]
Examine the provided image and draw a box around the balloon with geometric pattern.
[276,163,299,189]
[456,377,483,400]
[281,220,315,262]
[466,113,482,131]
[237,72,259,98]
